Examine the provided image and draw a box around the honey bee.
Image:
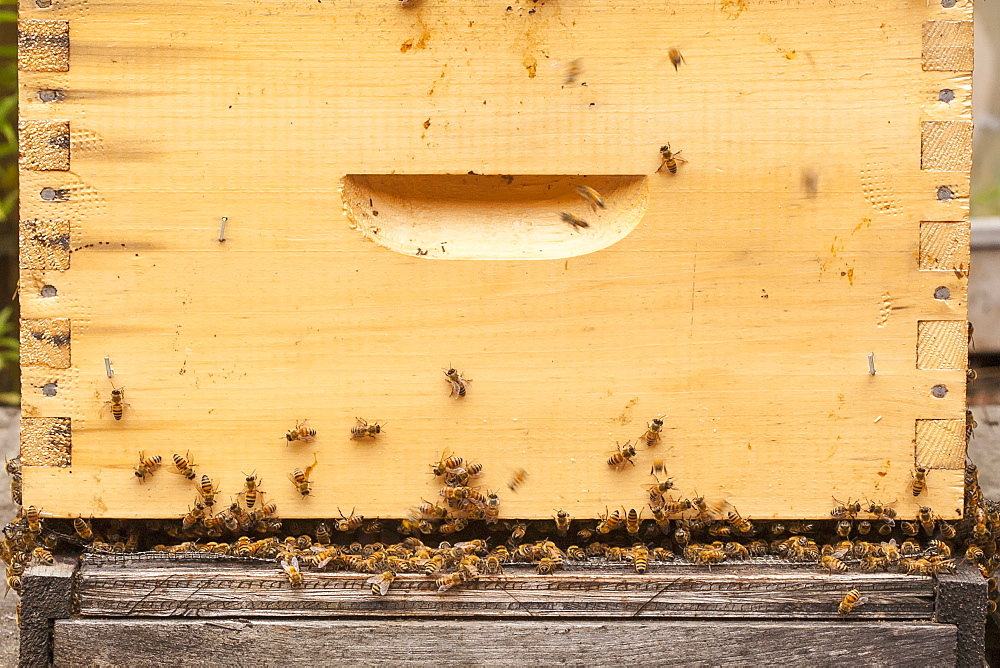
[967,409,978,440]
[554,510,571,536]
[641,417,664,447]
[632,544,649,573]
[536,557,559,574]
[431,451,463,477]
[436,571,467,592]
[31,547,54,566]
[866,499,897,522]
[443,367,471,398]
[819,549,849,573]
[281,556,303,588]
[559,212,590,231]
[483,555,504,574]
[566,545,587,561]
[238,472,261,509]
[836,520,852,538]
[596,508,623,534]
[648,477,675,498]
[439,518,468,534]
[484,490,501,524]
[134,452,163,482]
[927,540,951,558]
[336,507,364,532]
[169,452,197,480]
[830,498,862,520]
[5,575,20,597]
[286,420,316,443]
[366,571,396,596]
[509,521,527,543]
[657,144,687,174]
[197,474,218,507]
[24,506,41,534]
[626,508,642,536]
[856,520,872,535]
[910,467,928,497]
[662,498,694,515]
[967,545,985,563]
[351,417,384,440]
[507,468,528,492]
[667,47,685,71]
[288,453,319,496]
[650,459,667,477]
[574,185,606,211]
[918,506,936,534]
[101,382,130,421]
[726,510,754,535]
[939,521,957,540]
[182,503,206,532]
[607,441,637,471]
[73,516,93,542]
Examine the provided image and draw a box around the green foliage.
[0,7,17,405]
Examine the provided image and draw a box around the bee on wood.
[197,474,218,507]
[436,571,467,592]
[443,367,471,398]
[336,507,364,532]
[181,503,206,532]
[632,544,650,573]
[536,557,560,574]
[5,574,20,597]
[73,517,93,542]
[366,571,396,596]
[726,510,754,536]
[967,545,985,564]
[657,143,687,174]
[626,508,642,536]
[838,589,867,616]
[641,417,664,447]
[865,499,897,522]
[169,452,197,480]
[607,441,637,471]
[281,556,303,588]
[662,498,694,515]
[483,491,500,524]
[967,409,978,441]
[24,506,42,534]
[439,518,468,534]
[239,472,261,509]
[596,508,623,534]
[939,521,957,540]
[566,545,587,561]
[431,451,463,477]
[819,549,850,573]
[926,539,951,558]
[554,510,571,536]
[286,420,316,444]
[288,454,319,497]
[351,417,384,440]
[101,382,130,421]
[483,555,504,575]
[134,452,163,482]
[918,506,937,534]
[910,467,928,496]
[830,498,862,520]
[31,547,54,566]
[574,185,606,211]
[559,212,590,232]
[667,47,685,71]
[507,468,528,492]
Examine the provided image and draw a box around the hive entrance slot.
[342,174,648,260]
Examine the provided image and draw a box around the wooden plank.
[17,0,970,519]
[76,555,937,620]
[53,619,957,666]
[19,560,75,668]
[918,221,969,272]
[17,120,69,171]
[915,418,966,470]
[935,563,987,668]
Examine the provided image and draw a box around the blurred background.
[0,3,995,663]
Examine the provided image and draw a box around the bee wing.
[280,560,292,574]
[832,548,849,559]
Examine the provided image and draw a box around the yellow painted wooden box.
[16,0,973,521]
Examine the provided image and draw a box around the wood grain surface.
[17,0,972,519]
[53,619,957,666]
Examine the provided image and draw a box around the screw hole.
[35,0,52,7]
[931,384,948,398]
[40,187,58,201]
[41,383,57,397]
[941,0,956,7]
[937,185,954,201]
[40,285,57,298]
[939,89,955,103]
[934,286,951,300]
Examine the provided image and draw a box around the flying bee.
[650,459,667,477]
[281,557,303,588]
[443,367,471,398]
[181,503,206,532]
[657,143,687,174]
[351,417,384,440]
[73,517,93,542]
[285,420,316,443]
[134,452,163,482]
[101,382,130,420]
[169,452,197,480]
[574,185,606,211]
[564,58,583,85]
[910,467,927,496]
[626,508,642,536]
[838,588,867,616]
[641,417,664,447]
[607,441,637,471]
[667,47,685,71]
[288,453,319,497]
[559,212,590,231]
[239,472,261,509]
[366,571,396,596]
[197,474,218,507]
[554,510,571,536]
[507,468,528,492]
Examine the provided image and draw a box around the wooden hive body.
[17,0,972,520]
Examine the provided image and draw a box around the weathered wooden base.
[20,555,986,667]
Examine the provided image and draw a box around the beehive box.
[17,0,973,520]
